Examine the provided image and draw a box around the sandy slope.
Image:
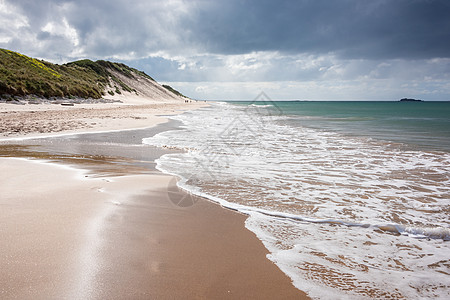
[104,68,186,103]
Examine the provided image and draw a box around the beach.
[2,1,449,298]
[0,97,197,140]
[0,99,307,299]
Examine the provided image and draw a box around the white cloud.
[166,77,450,101]
[41,18,79,47]
[0,0,29,45]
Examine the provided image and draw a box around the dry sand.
[0,98,309,299]
[0,98,204,140]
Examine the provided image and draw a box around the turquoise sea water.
[232,101,450,152]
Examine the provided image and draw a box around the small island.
[400,98,423,102]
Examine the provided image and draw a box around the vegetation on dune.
[1,49,104,98]
[162,84,187,98]
[0,48,170,99]
[66,59,133,94]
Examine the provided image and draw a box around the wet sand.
[0,102,309,299]
[78,174,308,299]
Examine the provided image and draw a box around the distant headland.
[399,98,423,102]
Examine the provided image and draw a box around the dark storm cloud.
[5,0,190,59]
[4,0,450,60]
[186,0,450,59]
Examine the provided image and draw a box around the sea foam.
[143,102,450,299]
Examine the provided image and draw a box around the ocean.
[142,100,450,299]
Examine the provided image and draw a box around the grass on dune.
[0,48,160,99]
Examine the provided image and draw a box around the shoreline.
[0,101,309,299]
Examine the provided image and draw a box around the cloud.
[4,0,450,61]
[2,0,192,60]
[185,0,450,59]
[1,0,449,100]
[0,0,30,44]
[167,77,450,101]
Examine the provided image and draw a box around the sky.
[1,0,450,101]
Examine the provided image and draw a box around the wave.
[397,225,450,240]
[155,159,450,241]
[143,102,450,299]
[248,103,273,108]
[212,101,229,106]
